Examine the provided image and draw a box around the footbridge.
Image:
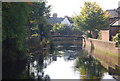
[51,35,84,45]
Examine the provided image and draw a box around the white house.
[48,13,64,25]
[61,16,73,26]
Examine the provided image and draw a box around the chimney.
[64,15,68,18]
[53,13,57,17]
[118,1,120,7]
[118,1,120,18]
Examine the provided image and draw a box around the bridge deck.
[51,35,83,45]
[51,35,84,38]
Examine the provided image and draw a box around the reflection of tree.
[75,52,106,80]
[28,44,56,80]
[28,49,47,79]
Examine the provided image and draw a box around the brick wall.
[85,38,120,67]
[86,38,119,54]
[110,27,119,36]
[100,27,119,41]
[101,30,110,41]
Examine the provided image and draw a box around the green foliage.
[2,2,30,51]
[2,2,51,61]
[27,2,52,57]
[86,32,92,38]
[112,33,120,47]
[98,31,102,40]
[52,23,81,35]
[28,2,51,38]
[52,23,66,32]
[73,2,109,32]
[29,2,50,24]
[2,2,52,79]
[75,54,106,79]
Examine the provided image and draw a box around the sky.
[46,0,120,17]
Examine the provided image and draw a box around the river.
[3,41,120,80]
[28,44,119,80]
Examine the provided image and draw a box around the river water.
[3,41,120,80]
[28,44,119,81]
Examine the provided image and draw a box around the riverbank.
[84,38,120,80]
[84,38,120,70]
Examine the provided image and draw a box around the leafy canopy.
[73,2,110,32]
[28,2,51,38]
[2,2,30,50]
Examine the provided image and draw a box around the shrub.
[112,33,120,47]
[98,31,102,40]
[86,33,92,38]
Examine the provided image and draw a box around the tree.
[73,2,110,33]
[2,2,30,59]
[28,2,51,39]
[2,2,31,79]
[2,2,51,79]
[27,2,51,51]
[2,1,51,66]
[112,33,120,47]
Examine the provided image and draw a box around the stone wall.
[85,38,119,54]
[84,38,120,68]
[101,30,110,41]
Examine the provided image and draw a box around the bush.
[98,31,102,40]
[112,33,120,47]
[86,33,92,38]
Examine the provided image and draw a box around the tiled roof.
[110,19,120,26]
[48,17,64,24]
[66,17,74,23]
[106,9,118,18]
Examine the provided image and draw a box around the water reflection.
[2,60,28,79]
[25,45,119,80]
[29,48,52,80]
[74,49,119,81]
[75,51,106,80]
[3,42,119,80]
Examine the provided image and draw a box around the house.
[47,13,64,25]
[100,6,120,41]
[110,19,120,39]
[48,14,74,26]
[61,16,74,26]
[106,9,118,24]
[47,13,78,35]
